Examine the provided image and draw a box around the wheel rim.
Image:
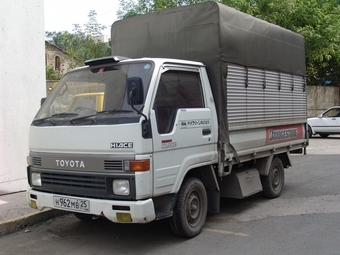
[186,190,201,227]
[272,167,281,191]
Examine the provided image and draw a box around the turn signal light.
[128,159,150,171]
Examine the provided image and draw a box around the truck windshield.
[33,62,154,126]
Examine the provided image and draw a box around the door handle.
[202,129,211,135]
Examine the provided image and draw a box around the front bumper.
[27,189,156,223]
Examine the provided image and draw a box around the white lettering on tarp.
[55,160,85,168]
[110,142,133,149]
[180,119,211,129]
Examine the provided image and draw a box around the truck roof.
[121,57,205,67]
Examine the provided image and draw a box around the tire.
[170,177,208,238]
[74,212,100,221]
[308,125,313,138]
[261,157,285,198]
[320,134,329,138]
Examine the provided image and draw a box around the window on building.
[55,56,61,71]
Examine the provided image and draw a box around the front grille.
[41,172,106,190]
[32,157,42,166]
[29,166,136,200]
[104,160,123,170]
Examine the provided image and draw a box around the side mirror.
[127,77,144,105]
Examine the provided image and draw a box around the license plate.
[53,196,90,212]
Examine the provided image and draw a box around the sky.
[44,0,120,37]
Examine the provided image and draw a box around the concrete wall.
[0,0,45,195]
[307,86,340,117]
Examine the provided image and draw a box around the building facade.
[45,41,74,76]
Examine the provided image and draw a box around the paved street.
[1,136,340,255]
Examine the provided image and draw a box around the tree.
[117,0,206,19]
[117,0,340,85]
[46,10,111,70]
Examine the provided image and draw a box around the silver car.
[307,106,340,138]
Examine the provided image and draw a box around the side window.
[324,108,340,118]
[153,70,204,134]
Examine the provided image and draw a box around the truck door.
[150,66,216,196]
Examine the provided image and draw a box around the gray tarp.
[111,1,306,142]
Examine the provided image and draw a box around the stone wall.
[307,85,340,117]
[45,42,75,75]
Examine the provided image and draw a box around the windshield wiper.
[69,110,136,124]
[70,112,98,124]
[32,112,79,125]
[97,110,134,114]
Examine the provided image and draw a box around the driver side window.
[153,70,204,134]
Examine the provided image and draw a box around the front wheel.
[261,157,285,198]
[170,177,208,238]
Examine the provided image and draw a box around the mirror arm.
[129,91,147,120]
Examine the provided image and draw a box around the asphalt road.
[1,136,340,255]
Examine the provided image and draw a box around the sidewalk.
[0,191,66,236]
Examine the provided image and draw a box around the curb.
[0,209,68,236]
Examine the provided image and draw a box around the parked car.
[307,106,340,138]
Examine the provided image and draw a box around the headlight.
[31,172,42,186]
[113,179,130,196]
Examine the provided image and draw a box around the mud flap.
[207,189,220,214]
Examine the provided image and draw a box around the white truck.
[27,1,308,238]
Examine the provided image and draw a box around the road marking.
[203,228,248,237]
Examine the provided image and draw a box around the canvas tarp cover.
[111,1,306,142]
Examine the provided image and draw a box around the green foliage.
[117,0,206,19]
[46,10,111,67]
[117,0,340,85]
[46,66,63,80]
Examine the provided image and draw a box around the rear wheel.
[74,212,100,221]
[261,157,285,198]
[170,177,207,238]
